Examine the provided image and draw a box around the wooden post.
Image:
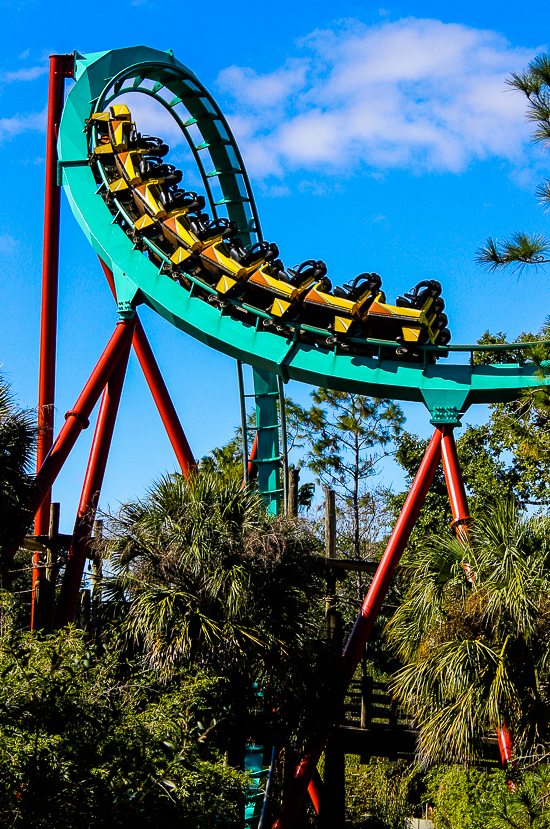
[320,486,346,825]
[325,488,336,557]
[91,519,103,634]
[45,502,59,633]
[325,489,339,641]
[287,466,299,516]
[320,738,346,828]
[80,588,91,633]
[360,650,372,764]
[35,502,59,632]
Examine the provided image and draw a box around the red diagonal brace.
[132,324,195,477]
[271,427,444,829]
[308,769,322,814]
[98,258,195,476]
[3,318,136,572]
[55,328,133,627]
[440,425,513,768]
[248,432,258,479]
[440,425,471,538]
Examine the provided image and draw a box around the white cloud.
[2,65,48,82]
[298,179,344,196]
[0,107,47,142]
[214,17,545,180]
[216,60,308,109]
[0,234,18,255]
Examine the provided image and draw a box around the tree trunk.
[353,430,360,559]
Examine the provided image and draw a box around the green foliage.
[472,325,550,504]
[425,764,550,829]
[101,469,330,748]
[425,766,509,829]
[386,501,550,763]
[477,54,550,271]
[472,330,546,366]
[0,377,37,567]
[476,233,550,272]
[0,603,247,828]
[199,429,244,478]
[345,756,419,828]
[292,389,404,557]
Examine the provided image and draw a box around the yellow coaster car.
[87,106,452,360]
[303,273,382,336]
[303,274,450,355]
[199,239,277,295]
[394,281,450,347]
[246,259,327,320]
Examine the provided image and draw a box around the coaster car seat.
[159,189,205,213]
[189,216,239,243]
[128,130,169,157]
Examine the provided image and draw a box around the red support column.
[132,324,195,477]
[4,319,136,573]
[271,428,444,829]
[440,425,471,537]
[98,258,195,477]
[440,426,513,768]
[33,53,74,624]
[248,432,258,479]
[55,332,133,627]
[241,433,258,491]
[308,769,322,814]
[498,724,514,764]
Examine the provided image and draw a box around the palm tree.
[100,469,328,762]
[0,376,37,574]
[385,500,550,764]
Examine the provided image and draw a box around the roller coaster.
[10,45,550,828]
[88,102,450,359]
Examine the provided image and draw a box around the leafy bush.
[0,603,246,828]
[425,764,550,829]
[345,756,419,828]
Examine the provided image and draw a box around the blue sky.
[0,0,549,531]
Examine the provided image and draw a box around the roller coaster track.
[59,46,549,431]
[55,46,549,828]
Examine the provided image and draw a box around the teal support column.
[252,368,282,514]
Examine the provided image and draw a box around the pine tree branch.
[475,233,550,272]
[536,179,550,208]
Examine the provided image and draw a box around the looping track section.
[58,45,548,417]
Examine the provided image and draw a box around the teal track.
[244,744,269,827]
[58,45,549,434]
[57,45,550,829]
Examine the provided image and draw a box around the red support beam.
[248,432,258,479]
[33,53,74,623]
[241,433,258,491]
[440,425,471,537]
[440,426,513,768]
[498,724,514,764]
[307,769,322,814]
[55,332,132,627]
[4,318,136,572]
[342,427,443,680]
[132,324,195,477]
[98,258,195,477]
[271,428,444,829]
